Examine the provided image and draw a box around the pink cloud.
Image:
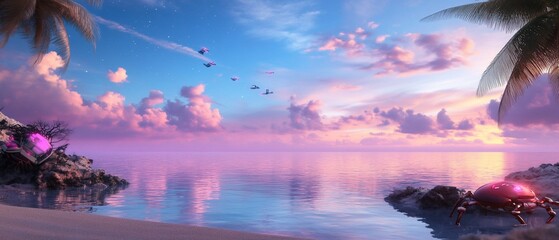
[363,33,475,76]
[367,21,379,29]
[413,33,469,70]
[107,67,128,83]
[398,110,435,134]
[318,25,475,76]
[355,27,365,34]
[437,108,475,135]
[375,35,389,43]
[0,52,85,123]
[139,90,165,113]
[487,76,559,127]
[457,119,474,130]
[318,27,368,54]
[437,109,455,130]
[33,52,65,82]
[0,51,222,140]
[376,107,476,135]
[334,110,375,129]
[458,38,475,55]
[288,99,323,130]
[331,83,362,92]
[97,91,125,109]
[164,85,222,132]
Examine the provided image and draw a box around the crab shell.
[473,181,537,210]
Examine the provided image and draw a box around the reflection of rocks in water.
[386,184,559,239]
[0,183,127,212]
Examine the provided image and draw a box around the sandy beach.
[0,204,307,240]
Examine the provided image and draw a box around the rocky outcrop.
[419,185,464,209]
[36,153,128,189]
[0,111,128,190]
[385,185,464,212]
[385,163,559,239]
[505,163,559,199]
[0,111,23,143]
[0,151,128,190]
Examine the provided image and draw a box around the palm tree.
[423,0,559,124]
[0,0,102,69]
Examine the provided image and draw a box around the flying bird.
[264,71,274,74]
[203,61,216,67]
[198,47,209,55]
[250,85,260,89]
[262,89,274,95]
[231,76,239,81]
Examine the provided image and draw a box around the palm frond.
[476,39,516,96]
[55,0,98,43]
[495,13,559,122]
[422,0,548,32]
[29,7,53,65]
[549,64,559,102]
[0,0,37,46]
[0,0,100,69]
[52,15,70,69]
[477,13,559,96]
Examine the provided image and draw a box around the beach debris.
[203,61,216,68]
[250,85,260,89]
[0,124,54,165]
[198,47,209,55]
[261,89,274,95]
[231,76,239,81]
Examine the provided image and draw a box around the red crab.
[450,181,559,225]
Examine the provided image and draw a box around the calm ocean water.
[3,152,559,239]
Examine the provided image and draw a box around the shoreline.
[0,203,307,240]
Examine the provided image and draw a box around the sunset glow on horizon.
[1,0,558,152]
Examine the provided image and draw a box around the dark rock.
[419,185,464,209]
[0,151,128,190]
[385,185,463,210]
[385,186,426,203]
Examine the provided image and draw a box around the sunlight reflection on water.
[10,152,559,239]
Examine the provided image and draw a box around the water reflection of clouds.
[191,171,221,217]
[83,152,559,239]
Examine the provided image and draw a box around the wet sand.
[0,204,307,240]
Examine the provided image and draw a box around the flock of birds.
[198,47,275,95]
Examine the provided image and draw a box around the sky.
[1,0,558,152]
